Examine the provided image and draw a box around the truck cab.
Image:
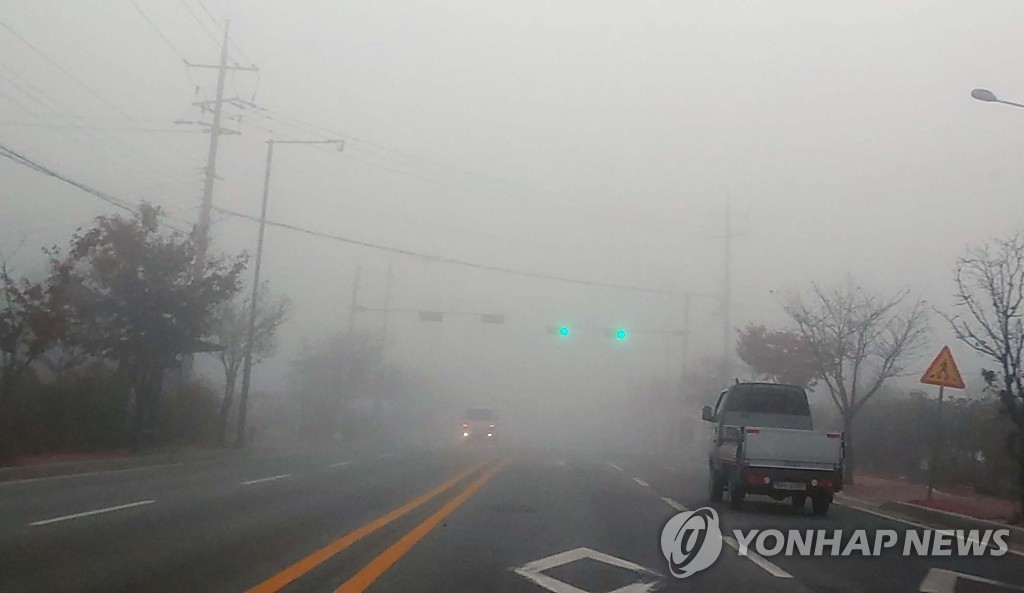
[703,382,843,515]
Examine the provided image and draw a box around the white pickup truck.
[703,382,844,515]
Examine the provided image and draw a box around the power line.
[0,69,49,111]
[0,20,141,124]
[192,0,220,29]
[238,105,689,238]
[0,31,202,196]
[176,0,220,47]
[0,142,135,211]
[191,0,257,68]
[0,120,200,132]
[129,0,187,62]
[0,141,188,231]
[212,205,711,297]
[0,20,199,166]
[0,60,62,113]
[0,87,118,166]
[0,140,702,297]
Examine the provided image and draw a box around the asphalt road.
[0,445,1022,592]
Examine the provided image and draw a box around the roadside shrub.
[158,378,219,445]
[14,361,130,454]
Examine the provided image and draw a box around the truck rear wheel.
[811,493,831,516]
[708,468,724,502]
[729,480,745,510]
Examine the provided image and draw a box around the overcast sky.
[2,1,1023,414]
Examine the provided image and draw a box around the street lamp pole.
[235,137,343,447]
[971,88,1024,110]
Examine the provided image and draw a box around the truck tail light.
[811,478,833,490]
[826,432,841,439]
[745,428,760,434]
[746,473,768,485]
[462,423,468,429]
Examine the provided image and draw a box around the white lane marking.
[836,499,1024,558]
[657,497,791,579]
[608,462,624,472]
[633,477,650,488]
[919,568,1024,592]
[330,460,353,468]
[722,535,793,579]
[514,547,661,593]
[30,500,155,526]
[240,474,290,486]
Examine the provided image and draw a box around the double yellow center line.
[248,460,503,593]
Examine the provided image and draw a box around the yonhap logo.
[660,507,723,578]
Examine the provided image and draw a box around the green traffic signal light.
[615,329,627,340]
[559,326,570,336]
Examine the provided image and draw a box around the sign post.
[920,346,966,501]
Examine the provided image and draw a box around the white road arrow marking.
[919,568,1024,592]
[513,547,661,593]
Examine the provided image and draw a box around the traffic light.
[559,326,570,336]
[615,329,627,340]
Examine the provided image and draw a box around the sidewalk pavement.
[841,474,1018,523]
[837,474,1024,552]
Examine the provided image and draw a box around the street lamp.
[236,137,344,447]
[970,88,1024,109]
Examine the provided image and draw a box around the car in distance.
[461,407,497,443]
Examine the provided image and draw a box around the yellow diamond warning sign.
[920,346,965,389]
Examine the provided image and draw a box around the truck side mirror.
[701,405,714,422]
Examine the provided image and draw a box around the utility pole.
[182,18,259,268]
[375,261,393,433]
[708,199,744,380]
[681,292,692,380]
[348,265,363,333]
[194,21,231,277]
[722,200,732,375]
[180,20,256,377]
[382,260,393,336]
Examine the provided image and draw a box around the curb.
[0,447,253,482]
[881,501,1024,545]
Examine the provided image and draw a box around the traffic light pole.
[348,265,363,333]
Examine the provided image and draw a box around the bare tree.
[943,230,1024,512]
[209,282,289,447]
[783,279,929,483]
[289,332,385,442]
